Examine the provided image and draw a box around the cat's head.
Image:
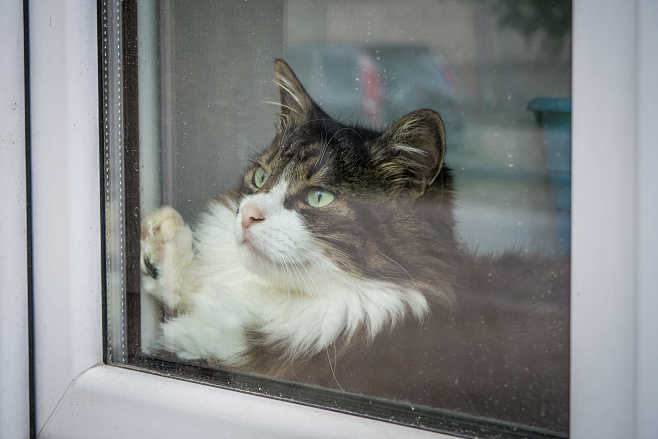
[232,59,455,305]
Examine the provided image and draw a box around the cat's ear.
[273,59,315,129]
[369,109,446,197]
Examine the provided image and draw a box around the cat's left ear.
[273,59,316,129]
[369,109,446,197]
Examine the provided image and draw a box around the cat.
[140,58,459,373]
[140,59,570,429]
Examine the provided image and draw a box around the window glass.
[104,1,571,436]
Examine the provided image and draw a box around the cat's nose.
[241,202,265,231]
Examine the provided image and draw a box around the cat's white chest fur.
[141,199,428,367]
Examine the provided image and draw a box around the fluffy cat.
[140,59,458,372]
[140,59,570,430]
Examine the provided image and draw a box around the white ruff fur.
[143,180,429,366]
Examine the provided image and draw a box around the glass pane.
[104,0,571,436]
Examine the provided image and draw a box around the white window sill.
[40,364,447,439]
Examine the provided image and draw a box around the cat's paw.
[140,206,184,277]
[140,206,193,310]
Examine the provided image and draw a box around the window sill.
[40,364,448,439]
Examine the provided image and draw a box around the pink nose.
[241,202,265,230]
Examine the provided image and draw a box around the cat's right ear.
[273,59,315,129]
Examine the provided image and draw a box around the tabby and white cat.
[140,59,458,372]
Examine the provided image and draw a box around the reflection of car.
[284,43,463,140]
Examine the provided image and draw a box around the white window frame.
[4,0,654,437]
[1,2,29,439]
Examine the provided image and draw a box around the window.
[105,1,572,437]
[23,1,657,439]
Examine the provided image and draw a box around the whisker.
[262,100,302,116]
[313,132,330,174]
[272,78,304,110]
[327,345,345,391]
[379,252,416,285]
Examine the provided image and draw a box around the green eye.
[253,167,268,188]
[306,189,335,207]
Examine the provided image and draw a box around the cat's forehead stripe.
[270,142,327,177]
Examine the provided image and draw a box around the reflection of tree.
[493,0,571,54]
